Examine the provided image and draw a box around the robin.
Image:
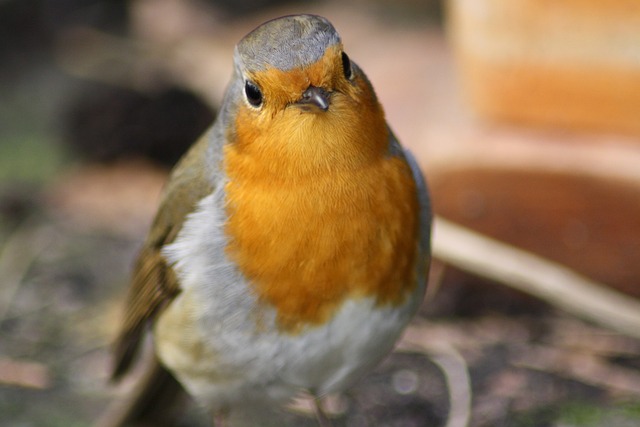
[104,14,431,427]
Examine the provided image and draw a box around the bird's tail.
[95,356,188,427]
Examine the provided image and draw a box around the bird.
[102,14,431,427]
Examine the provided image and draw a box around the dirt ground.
[2,200,640,427]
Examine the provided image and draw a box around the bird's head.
[222,14,388,177]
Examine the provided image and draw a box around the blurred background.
[1,0,639,426]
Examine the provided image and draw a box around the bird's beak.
[294,86,331,112]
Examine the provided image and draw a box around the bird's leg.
[313,397,334,427]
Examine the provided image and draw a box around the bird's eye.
[341,52,353,80]
[244,80,263,107]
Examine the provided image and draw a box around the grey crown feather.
[236,14,341,72]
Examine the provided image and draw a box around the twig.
[397,336,472,427]
[512,344,640,396]
[0,357,51,389]
[432,217,640,340]
[424,259,447,306]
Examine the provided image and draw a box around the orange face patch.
[224,45,420,332]
[231,49,387,179]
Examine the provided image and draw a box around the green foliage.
[0,131,65,183]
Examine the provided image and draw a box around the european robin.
[105,14,431,427]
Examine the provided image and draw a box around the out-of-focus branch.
[432,217,640,340]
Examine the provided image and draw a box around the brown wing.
[111,133,215,379]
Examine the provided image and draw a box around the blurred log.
[423,130,640,298]
[447,0,640,135]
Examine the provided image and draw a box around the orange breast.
[224,78,420,332]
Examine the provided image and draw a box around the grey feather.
[236,15,341,72]
[388,130,432,254]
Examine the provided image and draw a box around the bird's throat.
[223,138,421,333]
